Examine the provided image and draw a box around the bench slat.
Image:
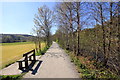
[23,49,35,57]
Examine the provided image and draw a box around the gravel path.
[23,42,79,78]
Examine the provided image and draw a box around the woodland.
[28,2,120,78]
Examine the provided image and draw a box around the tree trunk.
[76,2,81,56]
[108,2,113,59]
[100,4,107,67]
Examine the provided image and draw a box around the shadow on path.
[21,60,42,74]
[31,61,43,75]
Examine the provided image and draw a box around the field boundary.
[1,42,34,46]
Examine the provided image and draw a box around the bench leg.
[18,61,23,70]
[25,60,29,70]
[29,56,32,61]
[24,55,29,70]
[33,51,36,61]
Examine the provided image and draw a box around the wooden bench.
[17,49,36,70]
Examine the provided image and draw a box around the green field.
[0,42,45,69]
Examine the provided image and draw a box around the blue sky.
[0,2,57,35]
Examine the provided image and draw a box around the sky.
[0,2,58,35]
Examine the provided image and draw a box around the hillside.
[0,34,34,43]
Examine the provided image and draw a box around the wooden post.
[29,56,32,61]
[17,61,23,70]
[24,55,29,69]
[33,50,36,61]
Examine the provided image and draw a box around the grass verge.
[35,46,50,56]
[0,73,25,80]
[35,44,51,56]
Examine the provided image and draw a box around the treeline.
[53,2,120,76]
[1,34,33,43]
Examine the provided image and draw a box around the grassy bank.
[65,50,119,79]
[57,42,119,79]
[1,42,35,69]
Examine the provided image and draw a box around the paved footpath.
[23,42,79,78]
[0,42,79,78]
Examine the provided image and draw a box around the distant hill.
[0,34,34,43]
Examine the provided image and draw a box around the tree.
[90,2,108,66]
[56,2,75,50]
[73,2,81,56]
[34,5,54,48]
[32,26,42,53]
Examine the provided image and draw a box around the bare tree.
[56,2,72,49]
[34,5,54,47]
[73,2,82,56]
[90,2,108,66]
[32,26,42,53]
